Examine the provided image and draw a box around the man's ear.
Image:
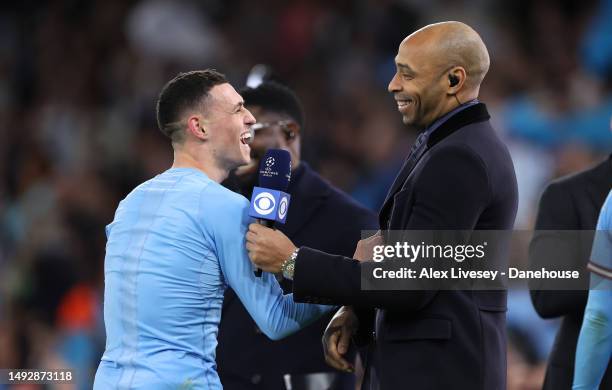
[447,66,467,95]
[187,115,209,141]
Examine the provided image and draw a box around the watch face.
[281,252,297,279]
[281,248,299,279]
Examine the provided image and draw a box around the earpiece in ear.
[449,74,459,87]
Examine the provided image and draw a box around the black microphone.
[248,149,292,276]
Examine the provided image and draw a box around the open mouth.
[240,129,253,145]
[396,98,413,109]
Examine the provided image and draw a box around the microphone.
[248,149,292,276]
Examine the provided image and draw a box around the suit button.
[372,331,377,341]
[254,326,262,334]
[251,374,261,384]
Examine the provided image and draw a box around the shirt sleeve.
[588,190,612,277]
[200,188,332,340]
[572,287,612,390]
[573,191,612,390]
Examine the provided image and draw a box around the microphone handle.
[254,219,275,277]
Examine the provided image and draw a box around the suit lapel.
[378,142,429,226]
[381,132,428,206]
[378,103,491,227]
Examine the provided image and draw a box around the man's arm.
[572,284,612,390]
[292,247,436,309]
[528,182,588,318]
[573,200,612,389]
[203,190,332,340]
[252,144,493,310]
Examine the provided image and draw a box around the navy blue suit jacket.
[291,104,518,390]
[217,163,378,389]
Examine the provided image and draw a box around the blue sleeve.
[201,189,332,340]
[573,287,612,390]
[589,191,612,272]
[573,192,612,390]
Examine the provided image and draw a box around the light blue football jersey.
[93,168,330,389]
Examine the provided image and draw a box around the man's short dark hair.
[156,69,227,143]
[240,81,305,129]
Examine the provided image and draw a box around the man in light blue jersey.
[573,189,612,390]
[93,70,331,389]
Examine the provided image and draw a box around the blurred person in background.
[1,1,612,388]
[93,70,332,389]
[217,80,377,390]
[573,189,612,389]
[529,115,612,389]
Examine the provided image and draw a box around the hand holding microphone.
[247,149,293,276]
[246,223,297,274]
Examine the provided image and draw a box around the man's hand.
[246,223,297,273]
[322,306,359,372]
[353,230,383,262]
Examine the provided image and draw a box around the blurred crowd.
[1,0,611,388]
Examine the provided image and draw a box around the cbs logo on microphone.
[249,187,291,224]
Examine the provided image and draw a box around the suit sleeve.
[202,190,332,340]
[528,182,589,319]
[293,144,491,310]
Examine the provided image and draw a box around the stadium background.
[1,0,611,388]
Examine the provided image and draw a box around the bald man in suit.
[247,22,518,390]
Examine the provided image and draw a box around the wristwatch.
[281,248,300,280]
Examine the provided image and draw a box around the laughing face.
[387,40,448,130]
[204,83,256,170]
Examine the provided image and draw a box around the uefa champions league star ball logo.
[264,157,275,172]
[260,156,280,178]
